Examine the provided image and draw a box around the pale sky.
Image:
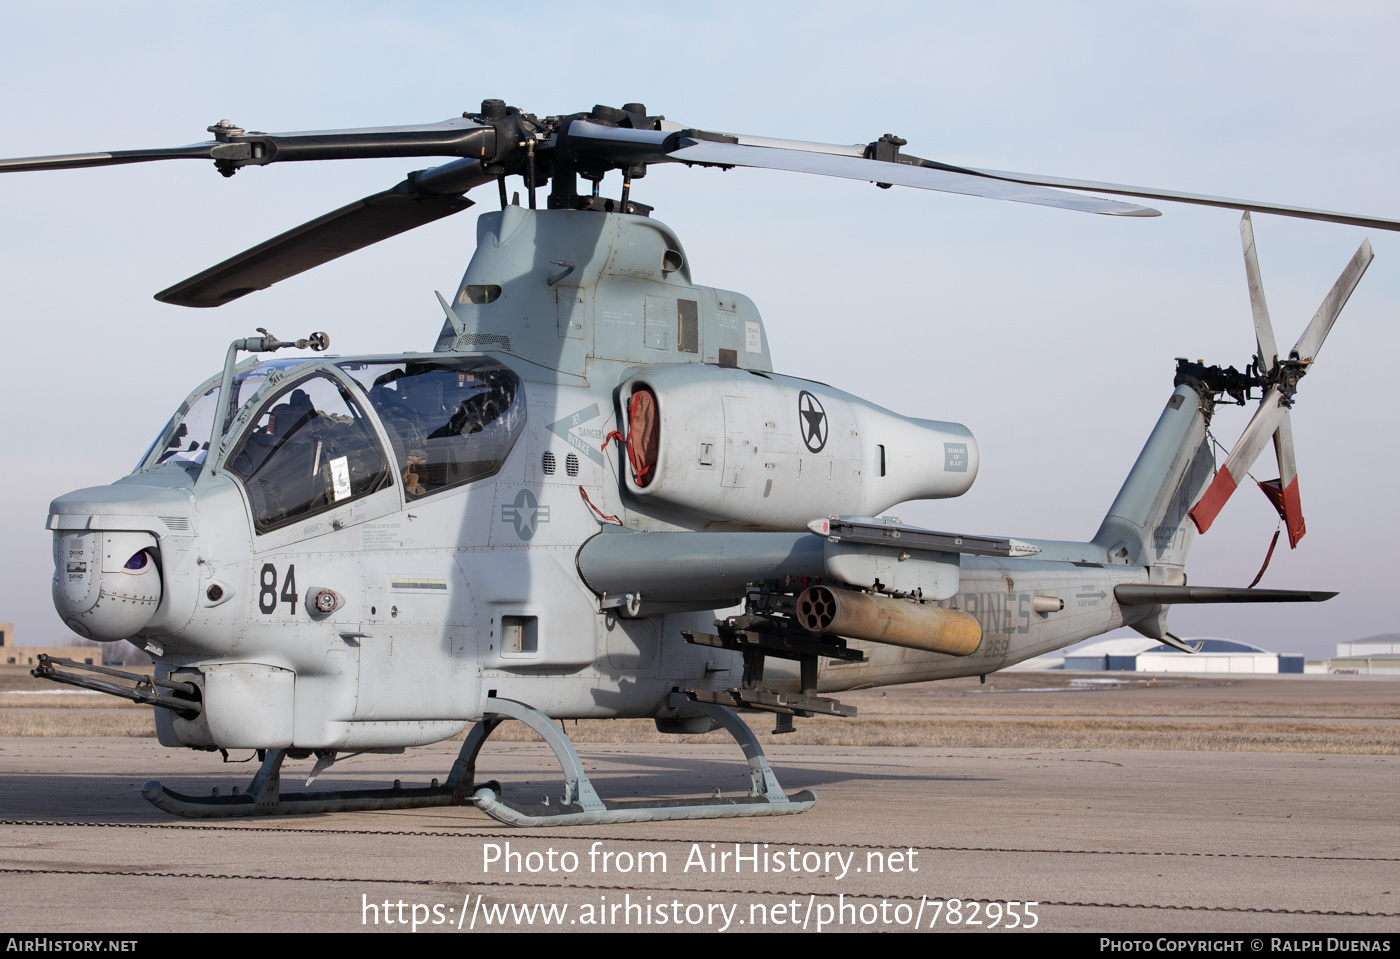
[2,2,1398,659]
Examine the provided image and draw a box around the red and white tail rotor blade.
[1241,213,1279,370]
[1253,236,1370,548]
[1256,410,1306,548]
[1241,213,1304,547]
[1291,239,1373,363]
[1189,387,1286,534]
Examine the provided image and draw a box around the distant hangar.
[1061,637,1304,674]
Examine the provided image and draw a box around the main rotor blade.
[1188,386,1286,534]
[0,142,221,172]
[0,118,494,174]
[569,120,1400,229]
[564,121,1155,215]
[1290,238,1374,362]
[232,118,494,165]
[666,139,1160,216]
[1240,212,1279,368]
[155,162,492,308]
[961,168,1400,233]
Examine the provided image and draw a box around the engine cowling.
[617,365,978,528]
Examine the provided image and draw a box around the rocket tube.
[795,585,982,656]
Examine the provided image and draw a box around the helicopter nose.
[52,531,162,641]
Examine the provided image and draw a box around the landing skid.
[141,695,815,824]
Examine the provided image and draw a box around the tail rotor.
[1186,213,1373,548]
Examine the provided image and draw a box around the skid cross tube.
[465,695,814,826]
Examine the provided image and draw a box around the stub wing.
[578,518,1048,613]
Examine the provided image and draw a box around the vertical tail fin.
[1093,384,1215,569]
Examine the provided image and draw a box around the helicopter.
[4,100,1393,825]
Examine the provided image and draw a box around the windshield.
[138,359,312,479]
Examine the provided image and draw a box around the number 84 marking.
[258,563,298,615]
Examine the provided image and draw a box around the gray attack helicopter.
[5,101,1393,826]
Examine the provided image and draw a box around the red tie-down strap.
[578,485,623,525]
[601,387,660,487]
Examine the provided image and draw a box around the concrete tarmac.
[0,736,1396,933]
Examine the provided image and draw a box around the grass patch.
[0,708,155,738]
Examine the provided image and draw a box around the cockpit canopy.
[137,355,526,533]
[142,359,308,478]
[338,358,525,500]
[226,372,391,532]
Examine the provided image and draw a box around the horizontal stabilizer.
[1115,584,1336,605]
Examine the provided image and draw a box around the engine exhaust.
[795,585,982,656]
